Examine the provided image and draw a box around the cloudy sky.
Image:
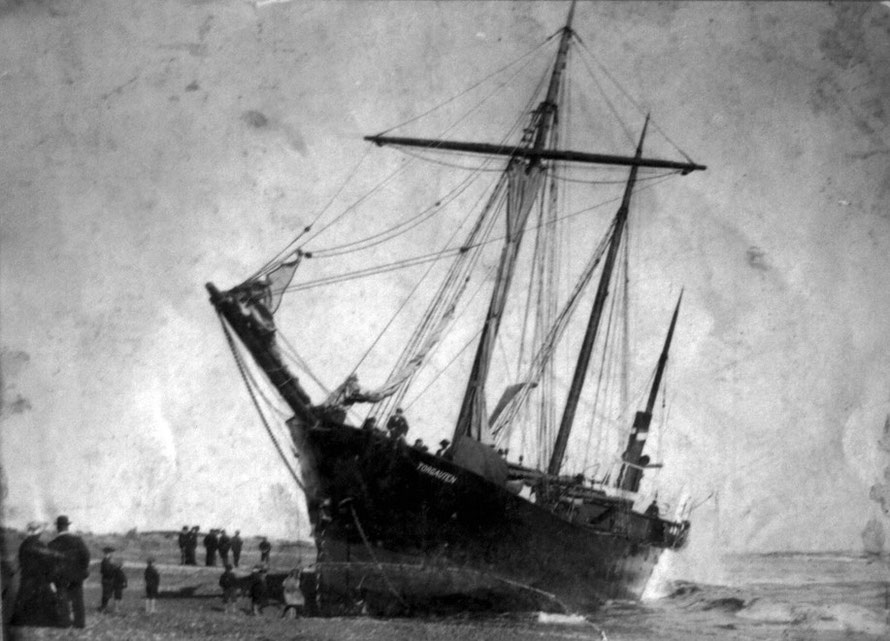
[2,0,889,581]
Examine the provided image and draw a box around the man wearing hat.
[98,546,116,613]
[386,408,409,441]
[47,515,90,628]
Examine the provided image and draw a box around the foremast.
[451,0,577,443]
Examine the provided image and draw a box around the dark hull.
[291,420,671,614]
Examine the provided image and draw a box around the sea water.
[583,553,890,640]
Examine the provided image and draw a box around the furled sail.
[455,162,546,443]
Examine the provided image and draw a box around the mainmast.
[547,117,648,476]
[616,291,682,493]
[451,0,577,442]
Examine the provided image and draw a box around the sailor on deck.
[386,408,409,441]
[318,374,384,424]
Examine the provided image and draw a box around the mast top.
[564,0,577,34]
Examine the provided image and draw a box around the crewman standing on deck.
[386,408,409,441]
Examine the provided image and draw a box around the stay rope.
[281,173,679,294]
[251,146,373,281]
[573,34,696,164]
[301,32,556,260]
[218,313,306,492]
[376,30,561,137]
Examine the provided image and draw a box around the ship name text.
[417,462,457,485]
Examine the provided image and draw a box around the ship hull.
[290,420,668,614]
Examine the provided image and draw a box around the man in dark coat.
[47,515,90,629]
[217,530,231,567]
[143,558,159,615]
[386,408,409,441]
[230,530,243,568]
[218,564,238,613]
[98,547,116,613]
[248,566,268,615]
[177,526,189,565]
[185,526,199,565]
[204,529,219,567]
[258,537,271,565]
[10,521,65,627]
[111,562,127,611]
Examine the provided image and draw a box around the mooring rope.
[347,501,409,608]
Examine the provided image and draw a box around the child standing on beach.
[112,562,127,612]
[144,558,159,614]
[219,564,238,614]
[248,565,268,616]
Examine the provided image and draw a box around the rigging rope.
[403,325,484,413]
[573,34,696,164]
[218,313,306,492]
[277,331,332,397]
[376,30,560,136]
[301,31,554,259]
[580,260,623,474]
[252,146,374,281]
[281,173,678,294]
[490,215,617,437]
[309,154,498,259]
[400,260,496,411]
[369,176,507,421]
[308,50,551,260]
[575,45,637,148]
[347,502,409,608]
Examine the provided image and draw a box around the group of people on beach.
[10,518,308,630]
[221,562,306,618]
[10,516,91,629]
[96,546,160,615]
[177,526,247,567]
